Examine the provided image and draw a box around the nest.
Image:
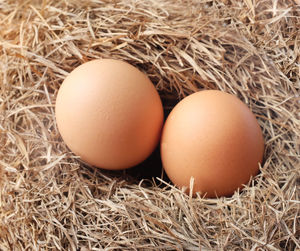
[0,0,299,250]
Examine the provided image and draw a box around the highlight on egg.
[55,59,164,170]
[160,90,264,198]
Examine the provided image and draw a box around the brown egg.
[161,90,264,197]
[55,59,164,170]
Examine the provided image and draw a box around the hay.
[0,0,299,250]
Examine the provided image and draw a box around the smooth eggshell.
[55,59,164,170]
[160,90,264,197]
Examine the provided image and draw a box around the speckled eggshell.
[160,90,264,198]
[55,59,164,170]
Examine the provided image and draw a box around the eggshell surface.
[55,59,164,170]
[160,90,264,197]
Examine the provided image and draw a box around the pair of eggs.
[55,59,264,198]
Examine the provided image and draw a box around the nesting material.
[0,0,299,250]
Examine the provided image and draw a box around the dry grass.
[0,0,299,250]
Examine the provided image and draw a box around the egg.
[160,90,264,197]
[55,59,164,170]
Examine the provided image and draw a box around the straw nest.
[0,0,299,250]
